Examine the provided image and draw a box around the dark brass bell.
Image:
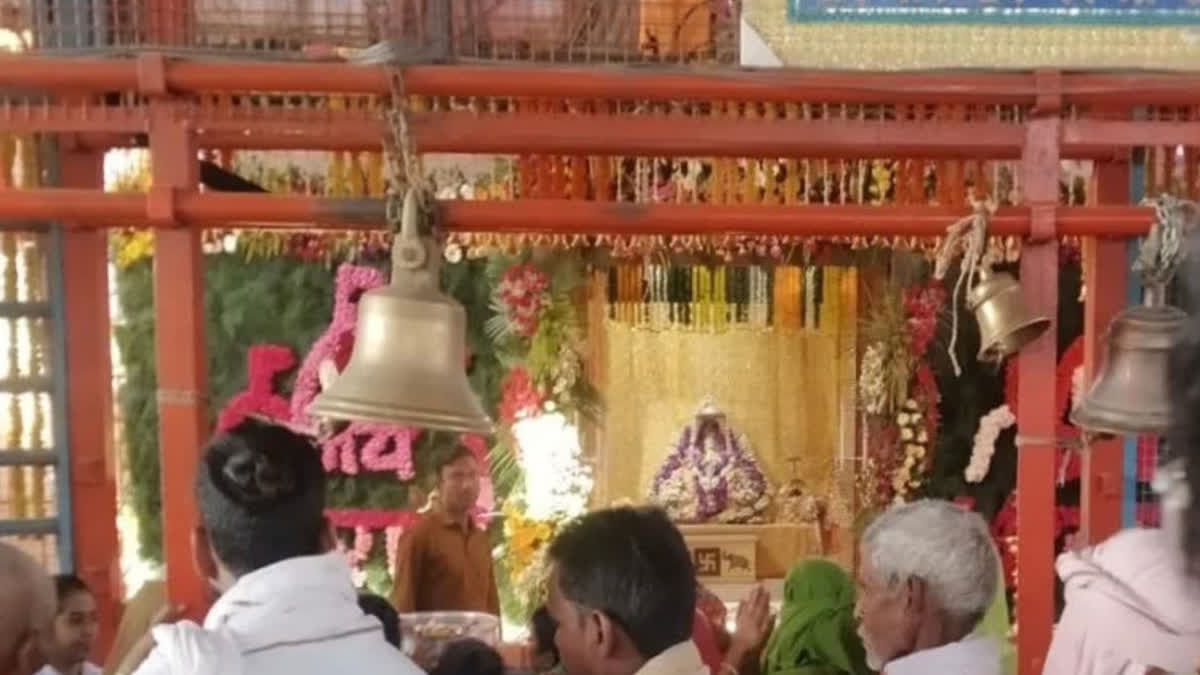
[967,267,1051,363]
[308,189,493,434]
[1070,285,1184,436]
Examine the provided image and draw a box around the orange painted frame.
[6,52,1186,671]
[58,146,121,659]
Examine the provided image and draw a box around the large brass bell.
[1070,285,1184,436]
[308,189,493,434]
[967,266,1051,362]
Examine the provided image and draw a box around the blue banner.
[788,0,1200,24]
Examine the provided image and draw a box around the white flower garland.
[891,399,928,503]
[965,404,1016,484]
[859,342,888,415]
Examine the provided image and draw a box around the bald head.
[0,542,54,674]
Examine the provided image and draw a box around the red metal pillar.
[1015,99,1061,675]
[1080,161,1130,544]
[149,110,209,619]
[58,143,121,658]
[148,0,191,46]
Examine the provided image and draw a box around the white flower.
[900,427,914,441]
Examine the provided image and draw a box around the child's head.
[47,575,98,666]
[530,605,559,671]
[356,593,400,648]
[431,639,504,675]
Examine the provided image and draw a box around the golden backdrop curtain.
[599,270,855,507]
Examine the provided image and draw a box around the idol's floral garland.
[649,410,771,524]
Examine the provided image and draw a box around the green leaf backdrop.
[113,249,505,573]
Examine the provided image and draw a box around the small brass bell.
[308,189,493,434]
[967,267,1051,362]
[1070,285,1184,436]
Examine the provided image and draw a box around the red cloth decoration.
[217,344,296,431]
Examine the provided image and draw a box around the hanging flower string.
[966,404,1016,484]
[933,199,996,376]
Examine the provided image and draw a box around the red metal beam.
[1080,161,1130,544]
[1016,114,1061,675]
[0,188,1156,236]
[5,55,1200,105]
[58,147,121,660]
[1,103,1197,160]
[148,110,210,621]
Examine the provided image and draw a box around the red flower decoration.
[498,367,542,425]
[496,264,550,337]
[217,344,296,431]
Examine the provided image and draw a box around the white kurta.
[884,635,1003,675]
[133,552,421,675]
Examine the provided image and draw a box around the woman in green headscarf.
[760,559,872,675]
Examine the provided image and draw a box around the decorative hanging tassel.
[0,135,16,188]
[824,267,842,338]
[804,266,816,330]
[713,266,727,331]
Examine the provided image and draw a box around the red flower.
[498,367,542,425]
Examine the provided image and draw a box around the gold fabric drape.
[601,296,850,507]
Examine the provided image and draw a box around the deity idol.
[649,399,771,524]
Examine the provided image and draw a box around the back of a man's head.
[861,499,997,627]
[547,506,696,660]
[0,542,54,674]
[196,418,326,577]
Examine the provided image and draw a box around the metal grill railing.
[0,227,72,573]
[4,0,739,64]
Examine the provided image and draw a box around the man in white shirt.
[131,419,421,675]
[544,507,709,675]
[0,542,55,675]
[854,499,1002,675]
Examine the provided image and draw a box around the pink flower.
[289,264,385,429]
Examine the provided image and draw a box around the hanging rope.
[933,198,997,377]
[1134,194,1196,288]
[384,69,431,233]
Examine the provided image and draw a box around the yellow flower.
[115,231,154,268]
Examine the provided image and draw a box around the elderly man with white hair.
[853,499,1001,675]
[0,541,55,675]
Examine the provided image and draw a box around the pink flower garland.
[328,509,420,587]
[290,264,385,430]
[217,344,296,431]
[325,508,420,531]
[322,422,417,479]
